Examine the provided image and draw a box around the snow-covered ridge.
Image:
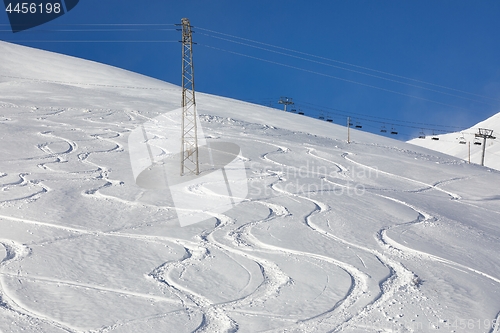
[408,111,500,170]
[0,41,174,90]
[0,41,499,332]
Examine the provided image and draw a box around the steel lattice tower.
[180,18,199,175]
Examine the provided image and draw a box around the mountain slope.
[0,42,499,333]
[408,112,500,170]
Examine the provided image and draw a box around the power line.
[1,40,179,43]
[0,28,177,32]
[195,26,500,104]
[198,32,495,106]
[201,44,470,111]
[52,23,176,26]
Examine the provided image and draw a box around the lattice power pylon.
[180,18,199,175]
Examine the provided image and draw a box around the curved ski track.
[249,143,500,331]
[1,106,499,332]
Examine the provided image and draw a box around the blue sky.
[2,0,500,140]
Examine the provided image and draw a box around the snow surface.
[0,41,499,333]
[408,113,500,171]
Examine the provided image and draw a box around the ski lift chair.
[458,132,466,144]
[380,126,387,133]
[390,127,398,135]
[474,138,482,145]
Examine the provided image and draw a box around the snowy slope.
[0,41,499,333]
[408,112,500,171]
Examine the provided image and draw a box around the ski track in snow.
[258,143,500,331]
[337,150,500,331]
[342,152,500,284]
[267,180,416,332]
[174,133,497,332]
[146,201,297,332]
[0,108,228,333]
[0,239,78,332]
[81,136,369,332]
[342,152,462,200]
[1,102,499,332]
[235,142,398,331]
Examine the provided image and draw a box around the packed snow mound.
[408,111,500,170]
[0,41,499,333]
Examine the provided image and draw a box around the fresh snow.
[408,112,500,171]
[0,41,499,333]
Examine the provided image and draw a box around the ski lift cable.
[195,26,500,104]
[361,123,417,139]
[291,100,467,132]
[345,123,482,143]
[198,32,495,106]
[293,99,468,130]
[282,100,488,137]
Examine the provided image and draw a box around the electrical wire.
[198,32,496,106]
[1,40,179,43]
[50,23,177,26]
[1,22,495,142]
[0,28,177,32]
[1,23,178,42]
[195,26,500,104]
[201,44,470,111]
[197,29,499,142]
